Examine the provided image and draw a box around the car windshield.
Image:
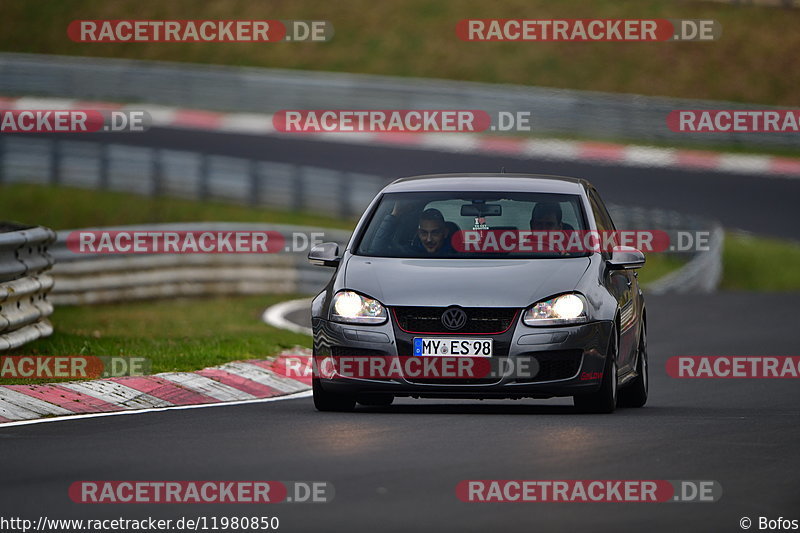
[355,191,590,259]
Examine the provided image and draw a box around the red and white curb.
[0,348,312,427]
[2,96,799,178]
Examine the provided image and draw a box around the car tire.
[312,377,356,412]
[573,326,618,414]
[357,394,394,407]
[618,325,648,408]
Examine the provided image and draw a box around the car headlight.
[331,291,388,325]
[522,293,587,326]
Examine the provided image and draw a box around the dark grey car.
[308,174,648,413]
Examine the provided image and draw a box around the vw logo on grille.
[441,307,467,330]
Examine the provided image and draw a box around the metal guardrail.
[49,223,352,305]
[0,136,388,218]
[0,53,797,149]
[0,223,56,351]
[608,205,724,294]
[647,225,725,294]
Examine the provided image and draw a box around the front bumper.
[312,316,614,399]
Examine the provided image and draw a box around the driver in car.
[530,202,575,254]
[374,204,453,255]
[416,208,453,254]
[530,202,569,231]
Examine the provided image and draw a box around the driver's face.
[417,220,447,253]
[530,214,562,231]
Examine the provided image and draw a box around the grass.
[0,183,358,231]
[721,232,800,291]
[1,294,311,385]
[637,253,687,286]
[1,0,799,106]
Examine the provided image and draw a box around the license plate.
[413,338,493,357]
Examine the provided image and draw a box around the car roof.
[383,173,589,194]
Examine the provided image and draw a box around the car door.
[588,188,638,372]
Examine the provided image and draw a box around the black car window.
[588,188,616,232]
[355,191,590,259]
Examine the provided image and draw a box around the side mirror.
[607,246,645,270]
[308,242,341,267]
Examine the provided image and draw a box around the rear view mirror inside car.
[461,203,502,216]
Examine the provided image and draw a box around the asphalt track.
[2,130,798,531]
[27,127,800,240]
[0,292,798,532]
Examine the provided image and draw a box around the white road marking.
[220,113,275,134]
[522,139,580,160]
[717,154,771,174]
[624,146,677,167]
[420,133,480,152]
[130,104,177,127]
[262,298,313,336]
[14,97,77,110]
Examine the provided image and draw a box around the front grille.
[514,350,583,383]
[404,374,504,386]
[392,307,518,334]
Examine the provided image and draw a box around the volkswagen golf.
[308,173,648,413]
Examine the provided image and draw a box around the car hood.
[344,255,591,308]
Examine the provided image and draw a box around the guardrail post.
[292,165,304,211]
[198,153,209,200]
[339,171,352,218]
[50,140,62,185]
[249,160,261,206]
[98,143,110,190]
[0,136,5,185]
[151,148,162,196]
